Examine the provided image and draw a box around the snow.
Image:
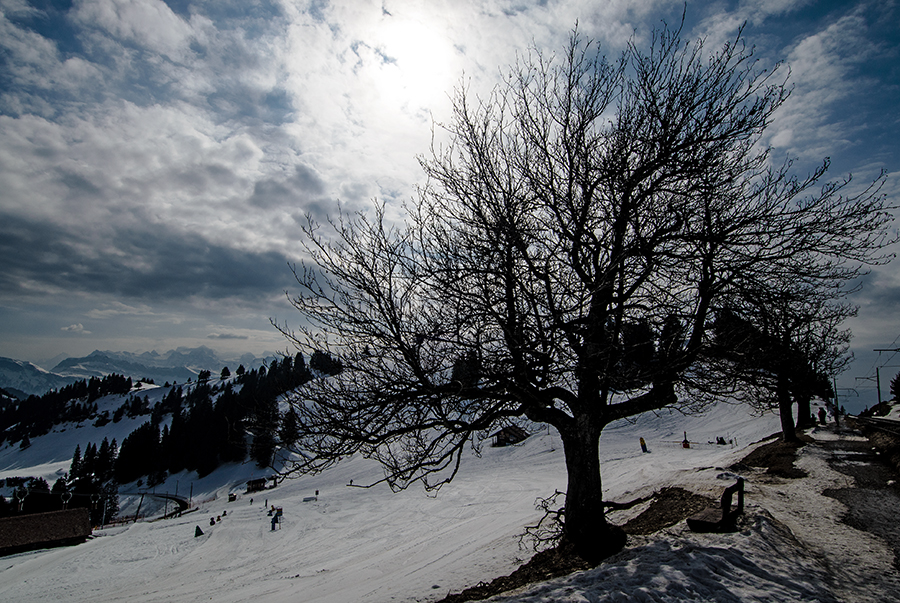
[885,404,900,421]
[1,402,897,602]
[0,386,168,482]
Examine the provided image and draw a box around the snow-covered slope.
[0,384,170,480]
[0,403,896,602]
[0,358,76,398]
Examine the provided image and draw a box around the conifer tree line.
[2,352,341,512]
[113,352,340,482]
[1,352,339,522]
[0,373,136,445]
[0,437,119,524]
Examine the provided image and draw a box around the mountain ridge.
[0,347,277,396]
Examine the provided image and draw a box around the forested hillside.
[0,351,342,521]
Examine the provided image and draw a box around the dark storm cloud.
[0,213,292,302]
[113,229,291,299]
[249,164,327,209]
[57,169,105,199]
[205,83,295,127]
[208,333,250,340]
[170,163,242,196]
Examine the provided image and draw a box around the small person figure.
[209,517,215,527]
[640,437,648,453]
[682,431,690,449]
[250,498,253,505]
[818,407,827,425]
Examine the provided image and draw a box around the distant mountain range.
[0,358,74,399]
[0,346,275,398]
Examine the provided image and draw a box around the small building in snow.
[246,478,267,493]
[490,425,529,447]
[0,508,91,557]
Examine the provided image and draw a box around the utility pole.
[873,347,900,405]
[876,366,881,405]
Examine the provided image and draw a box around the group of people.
[209,509,227,526]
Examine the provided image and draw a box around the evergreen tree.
[96,437,117,483]
[891,371,900,402]
[26,477,50,493]
[51,476,68,494]
[164,410,187,474]
[292,352,312,387]
[70,444,82,478]
[214,387,247,464]
[115,422,161,484]
[310,350,343,376]
[250,430,276,468]
[279,409,300,448]
[83,443,97,480]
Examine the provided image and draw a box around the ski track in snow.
[1,402,897,602]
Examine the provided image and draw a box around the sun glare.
[370,12,458,116]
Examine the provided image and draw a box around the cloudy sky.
[0,0,898,407]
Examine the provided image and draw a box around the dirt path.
[742,423,900,602]
[818,426,900,571]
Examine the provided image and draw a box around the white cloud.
[0,0,40,18]
[86,302,156,319]
[61,323,91,334]
[767,9,874,162]
[0,11,107,107]
[72,0,194,60]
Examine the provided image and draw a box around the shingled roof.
[490,425,530,447]
[0,508,92,557]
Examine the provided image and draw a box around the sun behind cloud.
[366,8,459,117]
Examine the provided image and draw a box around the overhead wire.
[860,332,900,399]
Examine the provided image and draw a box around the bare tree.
[277,25,892,560]
[712,284,854,441]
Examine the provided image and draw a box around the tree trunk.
[777,374,797,442]
[794,392,814,429]
[558,416,626,562]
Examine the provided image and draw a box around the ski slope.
[1,402,896,602]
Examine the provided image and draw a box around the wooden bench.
[686,478,744,533]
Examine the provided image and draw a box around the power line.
[859,335,900,402]
[863,347,900,403]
